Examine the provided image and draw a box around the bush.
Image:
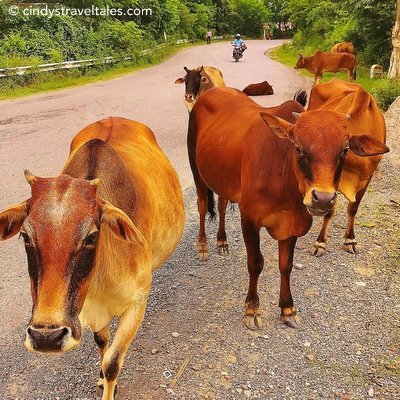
[372,80,400,111]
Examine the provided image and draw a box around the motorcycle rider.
[231,34,247,60]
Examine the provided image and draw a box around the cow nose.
[185,94,194,101]
[311,190,337,209]
[26,325,71,352]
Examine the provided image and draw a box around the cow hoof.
[196,242,209,261]
[96,383,118,399]
[280,307,300,328]
[312,241,326,257]
[343,239,358,254]
[280,314,300,329]
[243,308,263,330]
[217,240,229,255]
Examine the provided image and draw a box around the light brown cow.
[187,87,388,330]
[294,51,356,85]
[175,65,225,112]
[331,41,355,54]
[307,79,386,256]
[0,117,185,399]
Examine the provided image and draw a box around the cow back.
[64,117,185,271]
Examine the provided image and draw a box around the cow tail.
[187,111,216,221]
[294,89,308,107]
[353,65,357,81]
[207,188,216,220]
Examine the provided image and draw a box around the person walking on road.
[206,29,212,45]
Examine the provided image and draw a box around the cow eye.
[84,231,99,247]
[295,145,303,156]
[19,231,31,245]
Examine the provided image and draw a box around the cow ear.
[175,77,185,84]
[200,76,209,83]
[0,201,29,240]
[260,112,293,140]
[349,135,389,157]
[100,199,147,247]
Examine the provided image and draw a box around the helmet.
[236,34,241,38]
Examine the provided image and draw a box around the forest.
[0,0,396,68]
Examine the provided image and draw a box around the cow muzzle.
[25,325,79,353]
[185,94,195,102]
[306,190,337,216]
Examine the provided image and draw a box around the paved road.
[6,41,398,400]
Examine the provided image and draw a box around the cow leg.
[94,326,111,396]
[241,216,264,330]
[343,183,369,254]
[217,196,229,255]
[100,298,147,400]
[278,237,299,328]
[312,208,335,257]
[196,184,210,260]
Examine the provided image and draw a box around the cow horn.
[345,114,351,121]
[90,178,101,186]
[199,65,204,72]
[292,112,301,121]
[183,66,189,72]
[24,169,37,186]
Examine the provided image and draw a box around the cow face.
[294,54,305,69]
[175,66,209,103]
[260,110,389,216]
[0,172,146,353]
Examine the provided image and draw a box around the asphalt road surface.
[1,41,398,400]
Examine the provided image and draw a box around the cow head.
[175,66,209,103]
[260,110,389,216]
[0,172,146,353]
[294,54,305,69]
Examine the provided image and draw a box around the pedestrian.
[206,29,212,45]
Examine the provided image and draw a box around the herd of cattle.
[0,41,389,399]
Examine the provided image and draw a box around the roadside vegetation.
[269,0,400,110]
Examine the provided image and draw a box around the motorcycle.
[232,43,247,62]
[232,45,243,62]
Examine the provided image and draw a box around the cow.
[294,51,356,85]
[195,91,306,259]
[331,41,355,54]
[174,65,225,112]
[242,80,274,96]
[307,79,387,256]
[187,87,388,330]
[0,117,185,400]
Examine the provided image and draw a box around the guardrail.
[0,39,189,79]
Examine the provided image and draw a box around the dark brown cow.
[0,117,185,399]
[188,87,388,330]
[242,81,274,96]
[175,65,225,112]
[307,79,387,256]
[331,41,355,54]
[294,51,356,85]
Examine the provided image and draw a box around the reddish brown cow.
[242,81,274,96]
[188,87,388,330]
[307,79,387,256]
[195,91,306,259]
[331,41,355,54]
[294,51,356,85]
[0,117,185,399]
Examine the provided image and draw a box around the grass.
[269,43,387,94]
[0,41,200,101]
